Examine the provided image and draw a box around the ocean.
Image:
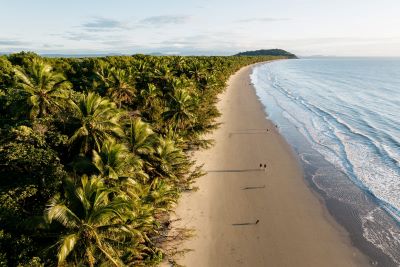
[251,58,400,266]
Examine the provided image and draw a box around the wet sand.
[167,64,370,267]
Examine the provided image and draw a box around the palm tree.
[92,140,133,179]
[45,175,131,266]
[162,89,196,131]
[139,83,165,123]
[140,83,159,109]
[172,56,187,76]
[153,63,175,91]
[92,139,147,183]
[143,179,178,212]
[13,58,71,119]
[152,137,187,180]
[187,60,206,83]
[127,118,156,156]
[69,92,124,154]
[110,68,136,107]
[96,67,136,108]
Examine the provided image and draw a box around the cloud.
[61,32,132,47]
[53,17,131,43]
[144,32,248,55]
[100,39,137,47]
[156,32,245,47]
[82,17,127,32]
[139,15,190,25]
[0,39,30,46]
[236,17,290,23]
[62,32,100,41]
[42,43,64,48]
[60,15,189,44]
[269,37,400,47]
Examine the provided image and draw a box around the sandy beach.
[168,63,370,267]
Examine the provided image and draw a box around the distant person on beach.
[264,164,267,172]
[260,163,263,169]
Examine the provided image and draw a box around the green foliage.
[68,92,125,155]
[46,175,136,266]
[92,139,136,180]
[95,63,137,108]
[0,52,290,266]
[0,126,66,221]
[235,48,298,58]
[7,51,40,66]
[13,58,71,120]
[0,125,68,265]
[0,56,14,91]
[127,117,156,156]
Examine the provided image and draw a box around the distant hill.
[234,49,297,59]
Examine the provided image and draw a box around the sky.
[1,0,400,56]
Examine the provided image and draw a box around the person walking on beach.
[264,164,267,172]
[259,163,263,169]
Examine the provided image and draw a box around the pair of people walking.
[259,163,267,172]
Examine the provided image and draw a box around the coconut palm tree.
[186,60,206,83]
[92,139,148,183]
[45,175,131,266]
[69,92,124,154]
[96,67,136,108]
[138,83,165,124]
[109,68,136,107]
[92,140,133,179]
[13,58,71,119]
[153,63,175,91]
[172,56,187,76]
[127,118,156,156]
[152,137,187,180]
[143,179,178,212]
[140,83,159,109]
[162,89,196,131]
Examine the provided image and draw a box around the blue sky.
[1,0,400,56]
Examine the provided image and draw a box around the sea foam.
[251,58,400,264]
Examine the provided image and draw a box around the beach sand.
[167,64,370,267]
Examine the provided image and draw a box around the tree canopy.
[0,52,292,266]
[234,49,297,58]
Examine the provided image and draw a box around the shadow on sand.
[207,169,262,173]
[242,185,266,190]
[232,220,260,226]
[229,129,269,137]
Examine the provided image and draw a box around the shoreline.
[166,63,370,266]
[251,60,400,266]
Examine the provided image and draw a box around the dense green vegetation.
[0,52,287,266]
[235,49,297,59]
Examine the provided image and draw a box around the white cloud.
[139,15,190,26]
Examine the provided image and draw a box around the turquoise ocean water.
[251,58,400,265]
